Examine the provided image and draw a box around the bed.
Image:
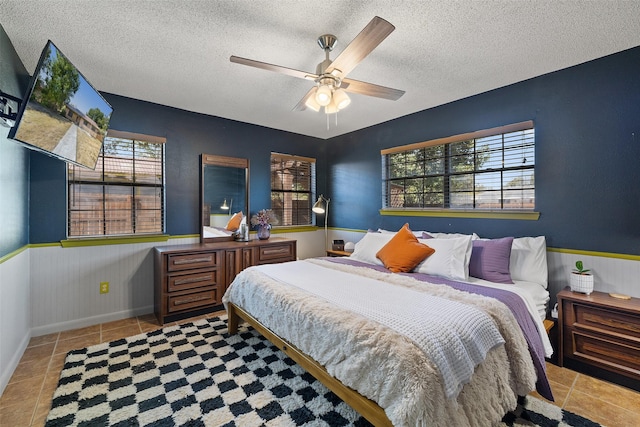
[203,211,245,238]
[223,226,553,426]
[202,225,234,238]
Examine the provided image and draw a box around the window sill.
[379,209,540,220]
[270,225,321,234]
[61,234,170,247]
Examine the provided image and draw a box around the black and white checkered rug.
[45,316,601,427]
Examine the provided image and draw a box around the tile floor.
[1,312,639,426]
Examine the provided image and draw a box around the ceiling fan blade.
[341,78,405,101]
[325,16,395,77]
[230,56,318,81]
[292,87,318,112]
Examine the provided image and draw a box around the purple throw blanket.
[327,257,554,401]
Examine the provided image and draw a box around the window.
[68,130,165,237]
[270,153,316,226]
[382,121,534,210]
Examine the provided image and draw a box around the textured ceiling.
[2,1,640,139]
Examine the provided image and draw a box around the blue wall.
[327,46,640,255]
[204,166,246,215]
[29,94,327,242]
[0,24,29,258]
[6,19,640,257]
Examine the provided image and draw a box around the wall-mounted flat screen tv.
[9,40,112,169]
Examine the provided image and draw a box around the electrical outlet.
[100,282,109,294]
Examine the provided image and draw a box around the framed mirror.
[200,154,249,243]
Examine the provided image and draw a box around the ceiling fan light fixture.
[315,84,332,106]
[333,89,351,110]
[231,16,405,121]
[304,88,321,112]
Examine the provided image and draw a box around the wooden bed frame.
[227,302,393,427]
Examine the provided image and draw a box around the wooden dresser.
[557,288,640,391]
[154,237,296,324]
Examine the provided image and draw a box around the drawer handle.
[174,275,211,286]
[174,256,213,265]
[173,295,210,306]
[263,248,289,255]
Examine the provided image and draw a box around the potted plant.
[570,260,594,295]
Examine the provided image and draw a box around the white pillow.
[377,228,426,238]
[510,236,548,288]
[424,231,481,240]
[423,232,476,272]
[349,232,395,266]
[415,235,473,281]
[380,229,480,241]
[377,228,394,234]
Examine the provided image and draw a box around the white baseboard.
[0,332,30,397]
[30,305,155,337]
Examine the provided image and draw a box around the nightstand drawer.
[168,270,218,292]
[167,288,219,313]
[167,251,220,272]
[568,329,640,378]
[566,301,640,339]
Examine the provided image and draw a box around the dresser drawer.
[168,270,218,292]
[167,251,220,272]
[155,239,296,324]
[567,328,640,378]
[258,243,295,263]
[167,288,219,313]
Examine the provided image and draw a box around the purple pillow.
[421,232,434,239]
[469,237,514,284]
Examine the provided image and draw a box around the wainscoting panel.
[28,231,325,337]
[330,229,368,252]
[29,236,198,336]
[272,229,325,259]
[0,248,30,396]
[547,250,640,307]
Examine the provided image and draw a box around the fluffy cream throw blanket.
[224,259,537,427]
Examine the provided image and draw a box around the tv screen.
[9,40,112,169]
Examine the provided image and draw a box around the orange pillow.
[225,211,243,231]
[376,224,435,273]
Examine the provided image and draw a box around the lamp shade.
[315,84,332,106]
[304,87,321,112]
[333,88,351,110]
[312,196,326,214]
[221,199,229,210]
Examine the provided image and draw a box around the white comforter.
[223,259,537,427]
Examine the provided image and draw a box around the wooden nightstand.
[557,288,640,391]
[326,249,351,257]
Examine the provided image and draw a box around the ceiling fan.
[230,16,405,114]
